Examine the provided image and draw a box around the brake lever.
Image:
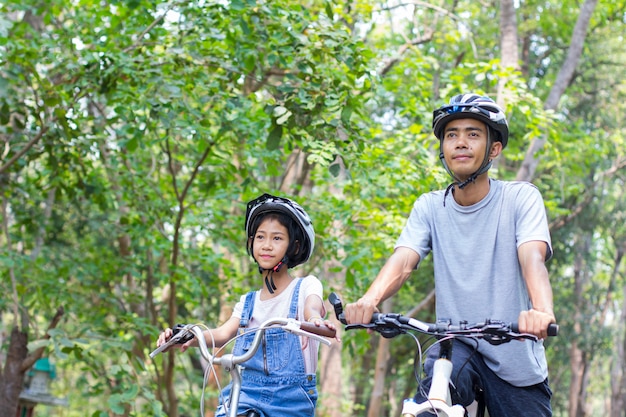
[149,324,195,358]
[328,293,407,338]
[328,292,346,324]
[479,323,538,345]
[172,323,195,344]
[345,322,406,339]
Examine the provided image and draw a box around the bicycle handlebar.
[150,319,335,417]
[149,324,197,358]
[149,317,336,359]
[329,292,558,345]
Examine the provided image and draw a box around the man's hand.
[517,309,556,340]
[344,297,379,325]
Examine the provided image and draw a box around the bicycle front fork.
[401,358,466,417]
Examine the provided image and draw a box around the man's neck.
[452,175,491,206]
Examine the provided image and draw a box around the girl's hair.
[247,211,305,268]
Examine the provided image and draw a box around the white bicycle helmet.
[245,193,315,268]
[432,94,509,148]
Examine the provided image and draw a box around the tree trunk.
[494,0,518,173]
[610,286,626,417]
[367,298,393,417]
[319,326,343,417]
[315,155,347,417]
[610,245,626,417]
[497,0,519,104]
[0,327,28,417]
[568,339,588,417]
[568,234,592,417]
[516,0,598,183]
[317,252,345,416]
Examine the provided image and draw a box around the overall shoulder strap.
[287,278,303,319]
[239,291,257,329]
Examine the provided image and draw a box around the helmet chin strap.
[258,256,288,294]
[440,131,494,206]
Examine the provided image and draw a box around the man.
[344,93,556,416]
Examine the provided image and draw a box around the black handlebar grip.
[547,323,559,336]
[511,323,559,336]
[371,312,383,323]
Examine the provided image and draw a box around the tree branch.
[0,126,49,174]
[379,30,434,77]
[406,288,436,318]
[549,156,626,231]
[516,0,599,182]
[124,1,180,53]
[21,306,65,372]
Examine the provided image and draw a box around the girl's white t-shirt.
[231,275,326,374]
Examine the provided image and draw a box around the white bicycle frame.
[400,356,467,417]
[151,318,333,417]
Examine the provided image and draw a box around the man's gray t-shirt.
[395,179,552,387]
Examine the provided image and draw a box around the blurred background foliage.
[1,0,625,416]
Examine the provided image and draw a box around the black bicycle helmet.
[245,193,315,269]
[433,94,509,148]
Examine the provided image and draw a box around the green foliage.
[1,0,625,416]
[0,0,373,414]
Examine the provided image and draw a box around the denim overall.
[215,279,318,417]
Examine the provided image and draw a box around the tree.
[329,0,626,415]
[0,0,372,415]
[515,0,599,183]
[1,0,626,415]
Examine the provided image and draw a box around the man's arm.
[344,247,420,324]
[517,240,556,339]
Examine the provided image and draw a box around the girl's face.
[251,217,290,270]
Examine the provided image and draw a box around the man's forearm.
[362,248,419,306]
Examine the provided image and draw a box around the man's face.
[441,118,497,181]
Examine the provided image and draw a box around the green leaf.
[125,137,138,152]
[340,102,353,125]
[266,125,283,150]
[108,394,125,414]
[324,1,334,19]
[0,102,11,124]
[27,339,50,351]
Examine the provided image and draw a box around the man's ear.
[489,141,503,160]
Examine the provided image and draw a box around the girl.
[157,193,335,417]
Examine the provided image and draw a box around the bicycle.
[328,292,558,417]
[150,317,336,417]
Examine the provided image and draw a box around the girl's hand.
[156,328,194,353]
[307,317,341,343]
[156,328,173,348]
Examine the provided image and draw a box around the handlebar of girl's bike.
[149,317,336,359]
[150,318,336,417]
[328,292,558,345]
